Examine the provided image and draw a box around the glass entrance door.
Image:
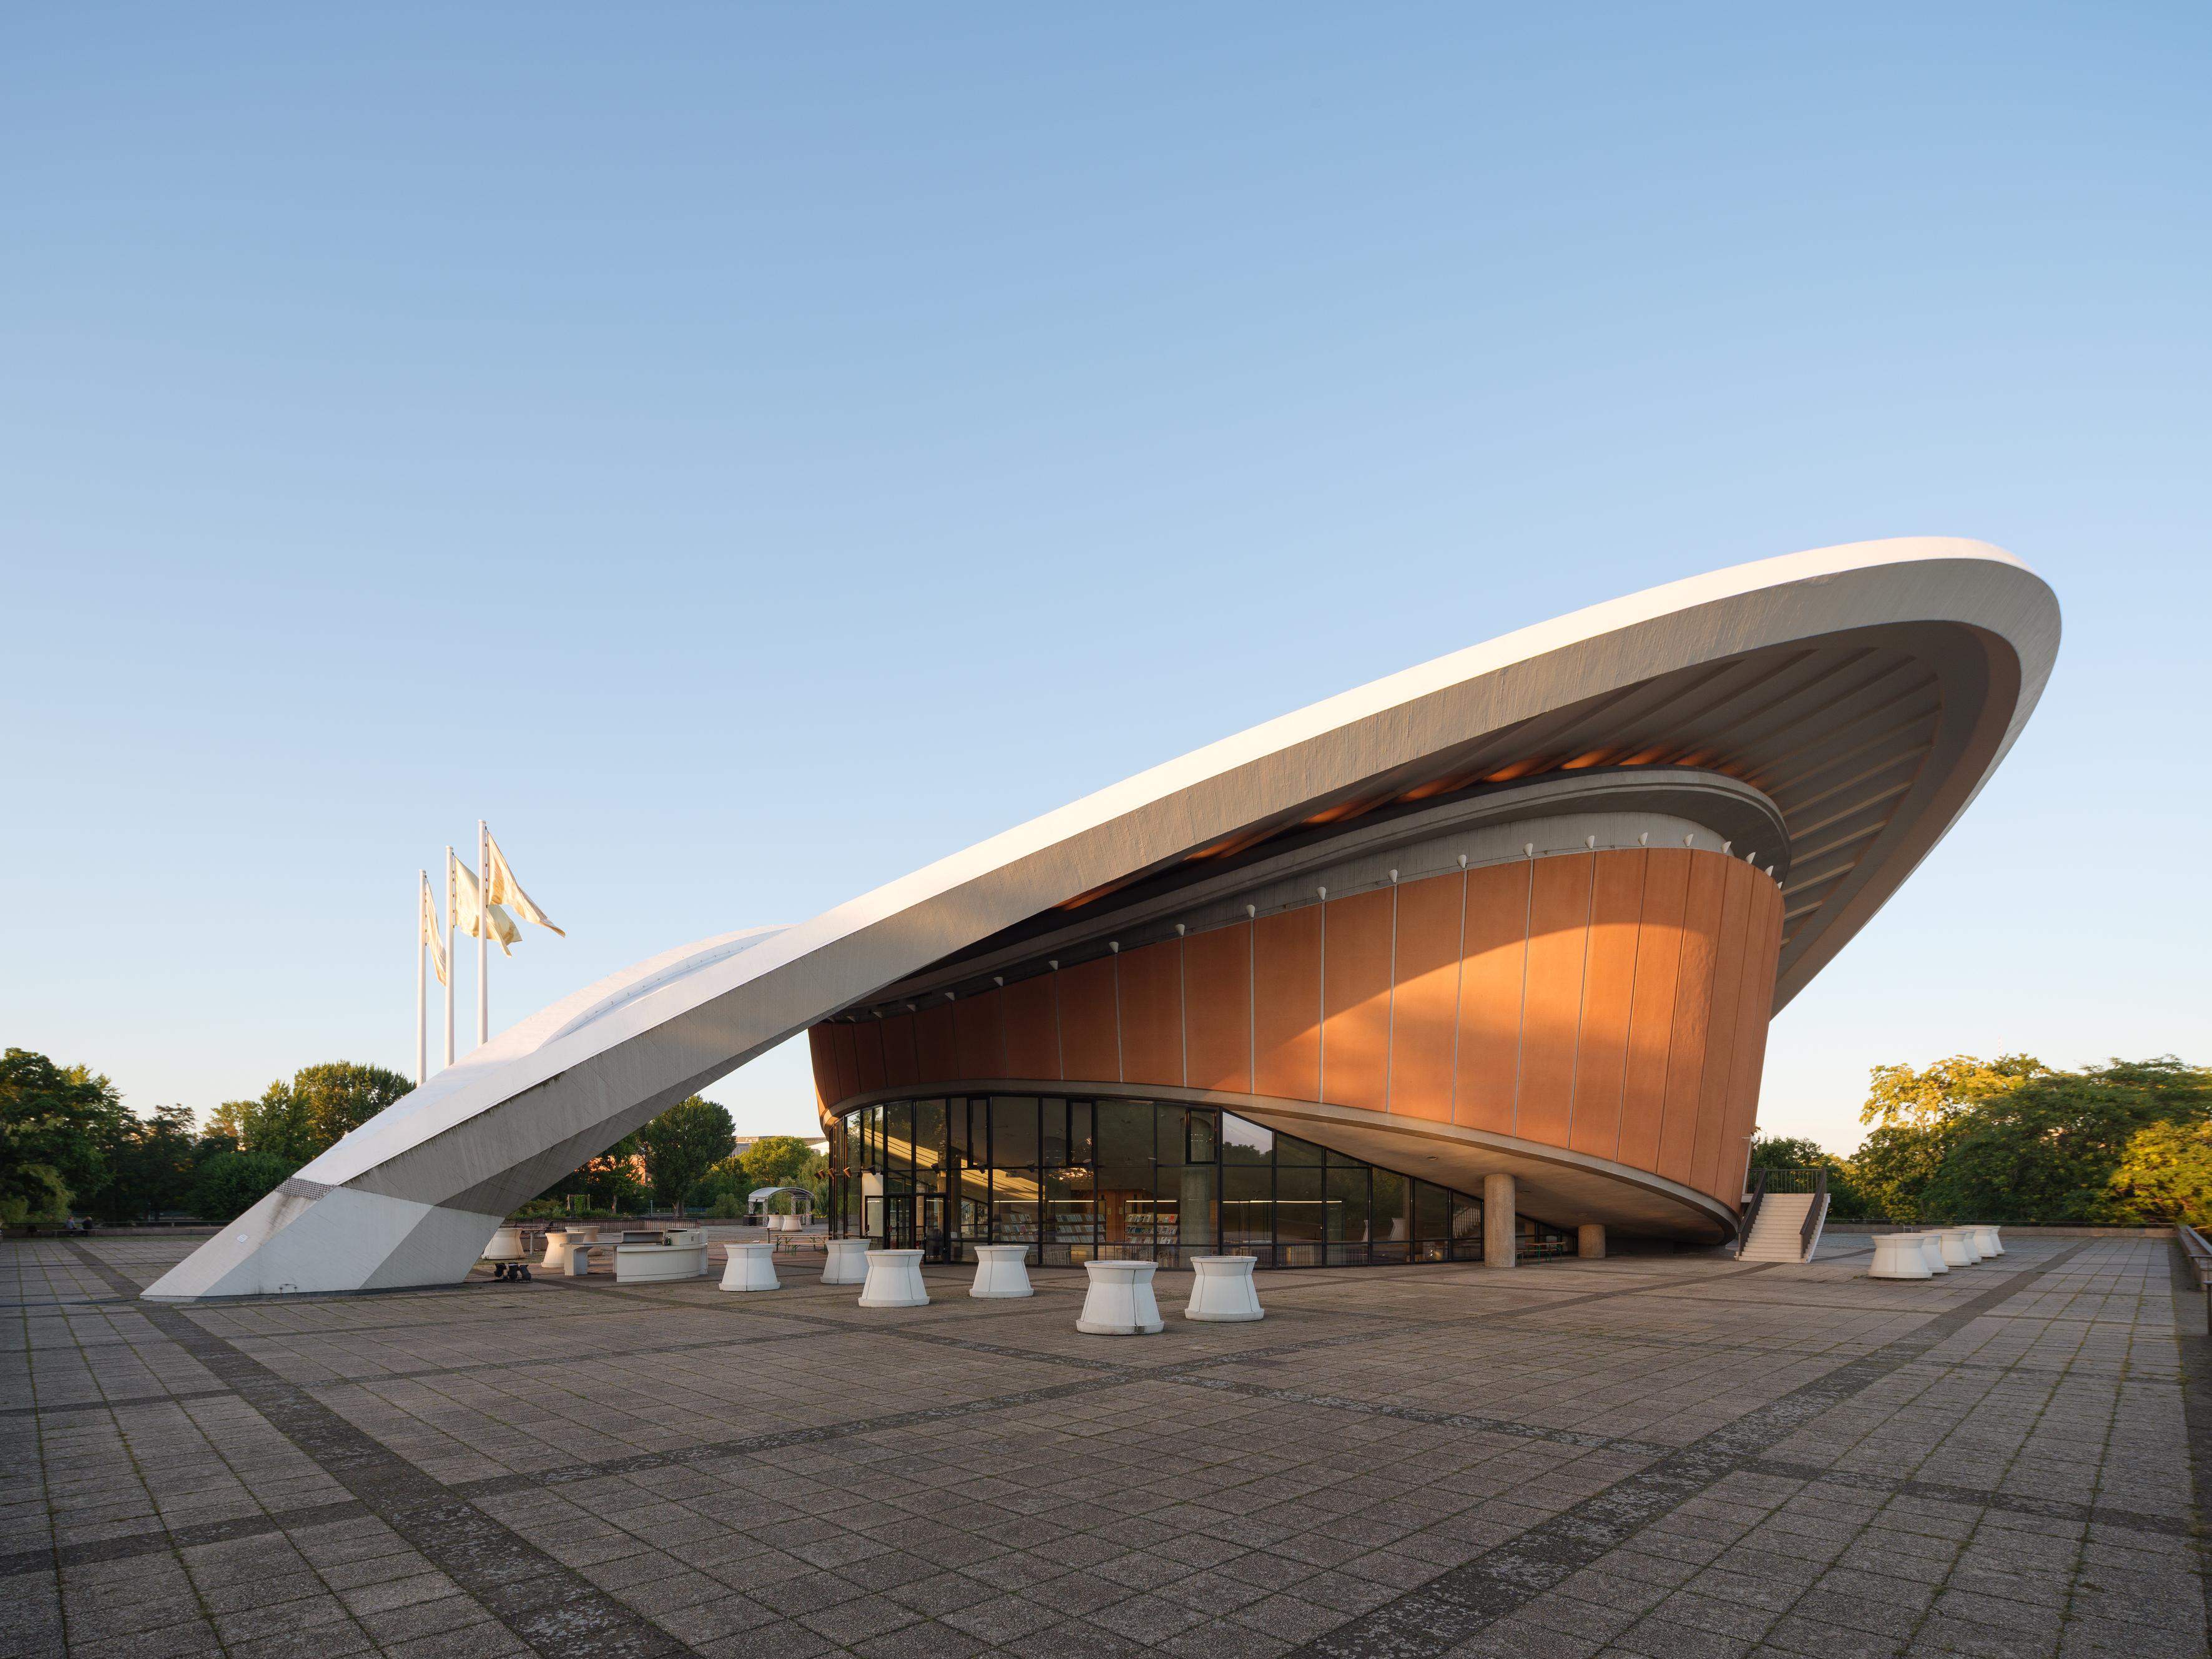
[920,1196,948,1261]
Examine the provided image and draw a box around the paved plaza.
[3,1234,2206,1659]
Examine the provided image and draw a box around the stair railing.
[1799,1166,1828,1263]
[1736,1169,1769,1258]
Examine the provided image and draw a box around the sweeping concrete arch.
[146,537,2058,1299]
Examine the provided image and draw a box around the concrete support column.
[1578,1224,1606,1260]
[1482,1173,1516,1269]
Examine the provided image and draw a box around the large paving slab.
[2,1232,2205,1659]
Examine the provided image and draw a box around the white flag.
[451,852,520,954]
[484,830,564,936]
[420,871,450,987]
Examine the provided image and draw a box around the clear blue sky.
[4,5,2205,1153]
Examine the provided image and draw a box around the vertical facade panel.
[1616,849,1689,1173]
[1118,940,1185,1088]
[828,1021,858,1105]
[1656,852,1727,1184]
[1716,878,1785,1206]
[1515,854,1595,1149]
[1688,860,1757,1196]
[1184,921,1252,1095]
[808,1026,840,1109]
[914,1002,958,1084]
[1253,906,1322,1102]
[853,1020,887,1095]
[1320,888,1395,1113]
[1056,958,1121,1083]
[881,1014,919,1088]
[1455,861,1530,1134]
[1568,850,1646,1159]
[1000,974,1059,1081]
[1388,874,1463,1123]
[953,991,1006,1080]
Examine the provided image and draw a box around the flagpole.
[416,869,428,1088]
[443,846,456,1068]
[477,819,489,1048]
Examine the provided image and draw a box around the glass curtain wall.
[827,1096,1575,1268]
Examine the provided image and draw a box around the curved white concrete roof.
[149,537,2058,1297]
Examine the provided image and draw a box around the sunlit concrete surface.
[7,1231,2205,1659]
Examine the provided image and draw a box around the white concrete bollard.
[1914,1233,1950,1274]
[858,1249,929,1309]
[483,1225,528,1262]
[968,1244,1034,1299]
[1184,1256,1266,1321]
[821,1238,871,1285]
[1076,1259,1163,1335]
[719,1239,780,1292]
[1939,1228,1981,1266]
[1870,1234,1934,1280]
[1972,1225,2003,1257]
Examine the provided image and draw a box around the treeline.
[1,1046,822,1228]
[1753,1054,2212,1226]
[0,1048,413,1226]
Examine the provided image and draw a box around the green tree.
[187,1150,296,1224]
[0,1048,128,1223]
[1918,1058,2211,1224]
[235,1062,411,1164]
[2105,1117,2212,1226]
[1851,1053,2047,1222]
[87,1103,201,1224]
[636,1098,736,1217]
[738,1135,827,1213]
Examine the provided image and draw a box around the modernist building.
[149,539,2057,1298]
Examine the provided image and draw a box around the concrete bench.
[968,1244,1033,1299]
[1937,1228,1982,1266]
[1870,1234,1934,1279]
[858,1249,928,1308]
[615,1229,709,1283]
[1077,1259,1162,1336]
[821,1238,870,1285]
[719,1239,780,1292]
[1184,1255,1265,1321]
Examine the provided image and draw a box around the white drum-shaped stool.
[1869,1234,1934,1280]
[822,1238,871,1285]
[483,1225,528,1262]
[858,1249,928,1308]
[1973,1225,2003,1256]
[969,1244,1034,1299]
[1939,1228,1980,1266]
[1184,1256,1265,1321]
[1077,1259,1163,1335]
[1912,1233,1949,1274]
[720,1239,780,1292]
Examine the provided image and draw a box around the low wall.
[1826,1223,2178,1239]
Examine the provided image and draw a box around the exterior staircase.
[1736,1168,1831,1263]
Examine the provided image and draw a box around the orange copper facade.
[809,847,1785,1214]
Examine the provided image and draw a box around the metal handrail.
[1800,1167,1828,1261]
[1736,1169,1769,1258]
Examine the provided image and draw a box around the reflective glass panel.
[1415,1181,1449,1241]
[1222,1165,1271,1246]
[1327,1165,1369,1242]
[1044,1168,1095,1243]
[948,1097,971,1158]
[1187,1110,1217,1164]
[1096,1101,1151,1166]
[1276,1166,1324,1243]
[884,1101,914,1171]
[1372,1169,1407,1244]
[912,1100,946,1173]
[1069,1101,1094,1164]
[1095,1162,1150,1245]
[1221,1113,1274,1164]
[1277,1131,1322,1166]
[991,1097,1038,1168]
[1041,1098,1068,1166]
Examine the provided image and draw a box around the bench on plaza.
[614,1228,710,1283]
